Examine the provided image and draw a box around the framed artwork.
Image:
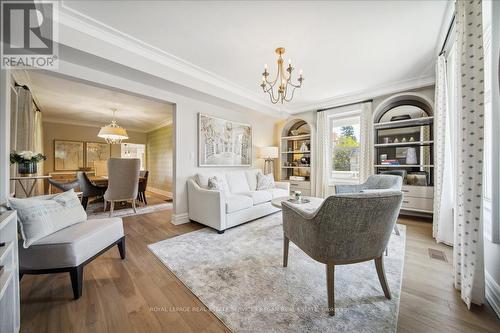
[54,140,84,171]
[198,113,252,167]
[86,142,111,168]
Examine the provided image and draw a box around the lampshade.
[259,146,279,159]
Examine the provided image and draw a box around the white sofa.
[187,169,290,233]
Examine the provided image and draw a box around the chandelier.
[260,47,304,104]
[98,108,129,144]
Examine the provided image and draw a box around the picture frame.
[198,113,252,167]
[54,140,84,171]
[85,142,111,168]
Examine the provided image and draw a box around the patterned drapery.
[433,55,454,245]
[359,102,374,182]
[453,0,485,308]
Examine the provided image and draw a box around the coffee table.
[271,196,324,211]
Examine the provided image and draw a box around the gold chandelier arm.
[283,86,298,102]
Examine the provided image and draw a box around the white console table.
[0,210,20,333]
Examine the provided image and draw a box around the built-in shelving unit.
[279,119,314,196]
[0,210,20,333]
[373,99,435,216]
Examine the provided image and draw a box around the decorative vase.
[18,162,37,175]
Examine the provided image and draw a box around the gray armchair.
[334,174,403,235]
[282,191,403,316]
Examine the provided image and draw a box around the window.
[121,143,146,170]
[329,115,361,182]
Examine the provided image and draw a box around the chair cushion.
[265,188,290,199]
[9,189,87,248]
[225,171,251,193]
[240,191,273,205]
[257,173,276,190]
[18,217,124,269]
[225,194,253,213]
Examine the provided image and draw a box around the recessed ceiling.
[62,0,448,112]
[16,71,173,132]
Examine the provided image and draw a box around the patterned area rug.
[148,214,406,332]
[86,201,172,219]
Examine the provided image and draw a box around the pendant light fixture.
[98,108,129,144]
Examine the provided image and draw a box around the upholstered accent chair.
[19,217,125,299]
[334,174,403,235]
[76,172,106,210]
[137,170,149,205]
[104,158,140,217]
[281,191,403,316]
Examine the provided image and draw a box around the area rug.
[148,214,406,332]
[87,202,172,219]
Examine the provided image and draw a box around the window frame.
[327,111,362,185]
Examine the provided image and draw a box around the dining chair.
[137,170,149,205]
[104,158,140,217]
[76,172,106,210]
[48,178,79,194]
[282,191,403,316]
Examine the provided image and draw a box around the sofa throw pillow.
[208,176,225,191]
[257,173,276,190]
[9,189,87,248]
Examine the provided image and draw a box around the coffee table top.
[271,196,324,210]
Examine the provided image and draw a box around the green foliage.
[333,126,359,171]
[10,151,47,165]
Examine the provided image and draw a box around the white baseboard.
[486,271,500,318]
[171,212,189,225]
[147,186,172,197]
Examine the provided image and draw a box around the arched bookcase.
[373,92,434,216]
[279,118,314,196]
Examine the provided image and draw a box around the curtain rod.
[439,14,455,56]
[15,83,41,112]
[317,99,373,112]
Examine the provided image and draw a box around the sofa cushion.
[225,171,251,193]
[9,189,88,248]
[225,194,253,213]
[245,169,260,191]
[265,188,290,199]
[240,191,273,205]
[257,173,276,190]
[196,172,229,193]
[18,217,124,269]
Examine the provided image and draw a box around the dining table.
[88,175,146,187]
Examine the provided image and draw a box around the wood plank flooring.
[19,211,500,332]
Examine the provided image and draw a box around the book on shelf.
[381,159,400,165]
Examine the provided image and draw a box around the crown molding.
[57,2,285,117]
[42,117,150,133]
[288,75,435,114]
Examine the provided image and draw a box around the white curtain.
[34,110,44,195]
[453,0,485,308]
[433,55,455,245]
[314,111,328,197]
[359,102,373,182]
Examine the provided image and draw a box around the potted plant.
[10,151,47,176]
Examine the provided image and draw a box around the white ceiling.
[61,0,448,112]
[16,70,173,132]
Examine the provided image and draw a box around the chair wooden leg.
[81,196,89,210]
[375,256,391,299]
[132,199,137,213]
[326,263,335,316]
[109,201,115,217]
[283,236,289,267]
[69,265,84,300]
[103,200,107,212]
[117,237,126,259]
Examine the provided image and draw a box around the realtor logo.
[1,1,58,68]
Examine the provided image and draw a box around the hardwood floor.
[19,212,499,332]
